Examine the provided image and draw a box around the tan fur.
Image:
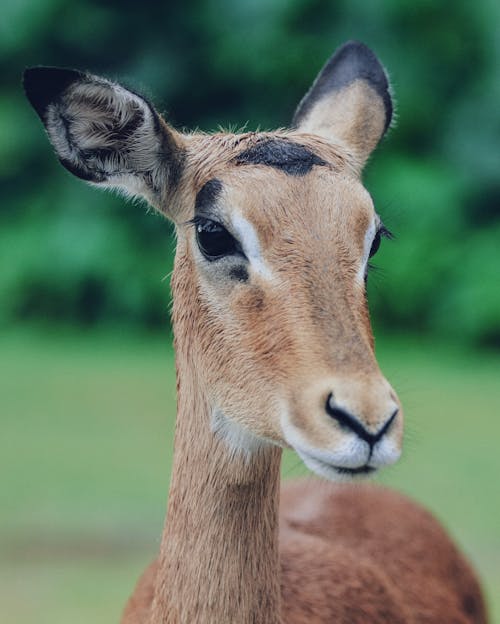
[296,81,387,170]
[170,139,404,462]
[24,52,488,624]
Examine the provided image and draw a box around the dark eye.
[369,230,382,258]
[369,225,393,258]
[195,217,241,260]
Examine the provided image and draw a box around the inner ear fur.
[293,41,393,172]
[23,66,185,212]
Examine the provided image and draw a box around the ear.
[23,67,185,211]
[293,41,393,172]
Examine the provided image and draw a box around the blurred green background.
[1,0,499,622]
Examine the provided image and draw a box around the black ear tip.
[339,40,376,56]
[22,66,84,119]
[292,39,393,136]
[333,40,392,129]
[334,40,389,82]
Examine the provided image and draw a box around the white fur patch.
[211,408,266,459]
[231,213,273,280]
[369,436,402,467]
[357,217,377,282]
[280,409,400,481]
[280,412,370,471]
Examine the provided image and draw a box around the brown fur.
[123,480,487,624]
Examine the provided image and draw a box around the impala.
[24,40,487,623]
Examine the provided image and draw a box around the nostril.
[325,393,369,440]
[325,393,398,445]
[325,393,354,431]
[379,408,398,438]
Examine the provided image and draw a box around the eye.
[194,217,241,261]
[369,225,393,258]
[369,230,382,258]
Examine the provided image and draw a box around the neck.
[149,362,282,624]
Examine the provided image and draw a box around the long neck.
[149,354,282,624]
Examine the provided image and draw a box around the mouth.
[332,464,376,476]
[295,449,378,481]
[312,454,376,477]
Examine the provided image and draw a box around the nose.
[325,392,398,446]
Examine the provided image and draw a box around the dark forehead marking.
[194,178,223,213]
[233,137,327,176]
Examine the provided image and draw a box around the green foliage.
[1,0,498,344]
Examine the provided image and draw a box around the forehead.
[188,133,375,237]
[188,131,351,184]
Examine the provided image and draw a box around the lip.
[312,454,376,477]
[332,464,376,476]
[295,448,377,480]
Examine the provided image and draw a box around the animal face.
[24,41,403,478]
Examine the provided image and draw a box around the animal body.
[24,41,487,623]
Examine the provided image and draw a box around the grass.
[1,328,499,623]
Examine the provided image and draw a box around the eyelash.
[186,215,212,228]
[365,225,394,277]
[379,225,394,240]
[188,217,394,271]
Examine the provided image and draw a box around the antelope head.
[24,41,403,479]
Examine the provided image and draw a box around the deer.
[23,40,487,624]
